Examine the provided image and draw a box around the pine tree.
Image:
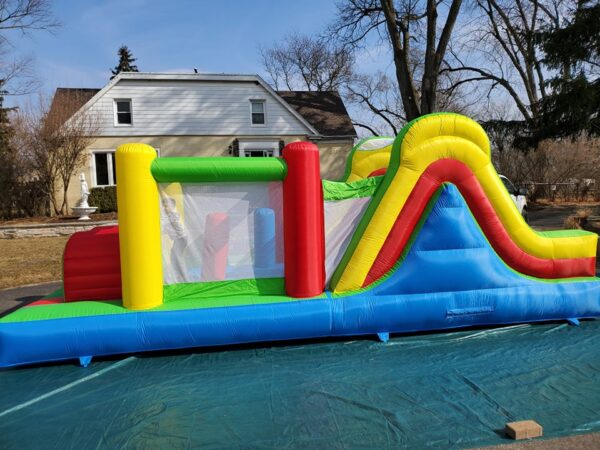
[0,87,12,143]
[0,80,17,217]
[533,2,600,142]
[110,45,139,78]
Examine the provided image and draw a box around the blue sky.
[9,0,346,106]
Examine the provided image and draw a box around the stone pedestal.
[71,205,97,220]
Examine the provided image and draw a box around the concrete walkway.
[476,431,600,449]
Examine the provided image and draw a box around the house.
[49,72,357,211]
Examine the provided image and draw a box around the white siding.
[89,80,312,136]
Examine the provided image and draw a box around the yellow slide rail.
[342,137,394,182]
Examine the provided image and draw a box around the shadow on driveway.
[0,281,61,317]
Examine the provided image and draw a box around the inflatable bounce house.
[2,113,600,368]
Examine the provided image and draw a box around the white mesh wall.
[159,182,284,285]
[324,197,371,286]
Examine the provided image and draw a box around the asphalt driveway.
[0,281,61,316]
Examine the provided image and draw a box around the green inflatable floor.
[1,320,599,448]
[0,278,327,324]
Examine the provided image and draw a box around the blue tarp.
[1,320,600,449]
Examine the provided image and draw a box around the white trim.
[237,139,280,157]
[91,148,160,187]
[113,98,133,127]
[90,150,116,187]
[249,99,266,127]
[65,72,320,135]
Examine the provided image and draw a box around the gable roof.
[276,90,356,138]
[51,73,356,138]
[47,87,100,123]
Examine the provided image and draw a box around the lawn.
[0,236,69,289]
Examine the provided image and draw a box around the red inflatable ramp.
[63,225,122,302]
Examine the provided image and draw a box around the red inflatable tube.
[282,142,325,297]
[368,168,387,177]
[63,226,122,302]
[201,212,230,281]
[365,159,596,286]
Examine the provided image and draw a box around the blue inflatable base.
[1,185,599,368]
[1,286,600,368]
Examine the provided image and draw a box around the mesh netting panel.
[324,197,371,286]
[159,182,284,285]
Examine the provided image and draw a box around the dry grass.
[576,207,594,219]
[564,207,594,229]
[0,236,68,289]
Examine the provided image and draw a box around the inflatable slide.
[1,113,599,368]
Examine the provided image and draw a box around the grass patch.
[0,236,68,289]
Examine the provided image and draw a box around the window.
[250,100,265,125]
[244,149,274,157]
[500,176,517,195]
[114,99,132,125]
[238,140,281,157]
[93,151,116,186]
[92,148,159,187]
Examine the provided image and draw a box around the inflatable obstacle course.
[1,113,599,368]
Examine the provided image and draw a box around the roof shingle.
[276,90,356,137]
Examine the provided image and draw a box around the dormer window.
[114,99,132,125]
[250,99,265,125]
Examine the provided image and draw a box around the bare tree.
[346,72,405,134]
[330,0,463,121]
[260,33,354,91]
[45,93,100,215]
[11,103,53,214]
[0,0,57,34]
[443,0,567,124]
[0,0,58,95]
[16,92,99,215]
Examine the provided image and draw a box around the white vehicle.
[499,175,528,222]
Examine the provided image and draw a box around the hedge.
[89,186,117,213]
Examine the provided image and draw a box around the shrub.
[564,208,593,229]
[0,180,49,219]
[89,186,117,213]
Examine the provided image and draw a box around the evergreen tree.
[0,86,12,144]
[0,80,17,217]
[110,45,139,78]
[533,1,600,142]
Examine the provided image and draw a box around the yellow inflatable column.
[116,143,163,310]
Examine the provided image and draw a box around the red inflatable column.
[282,141,325,297]
[201,212,230,281]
